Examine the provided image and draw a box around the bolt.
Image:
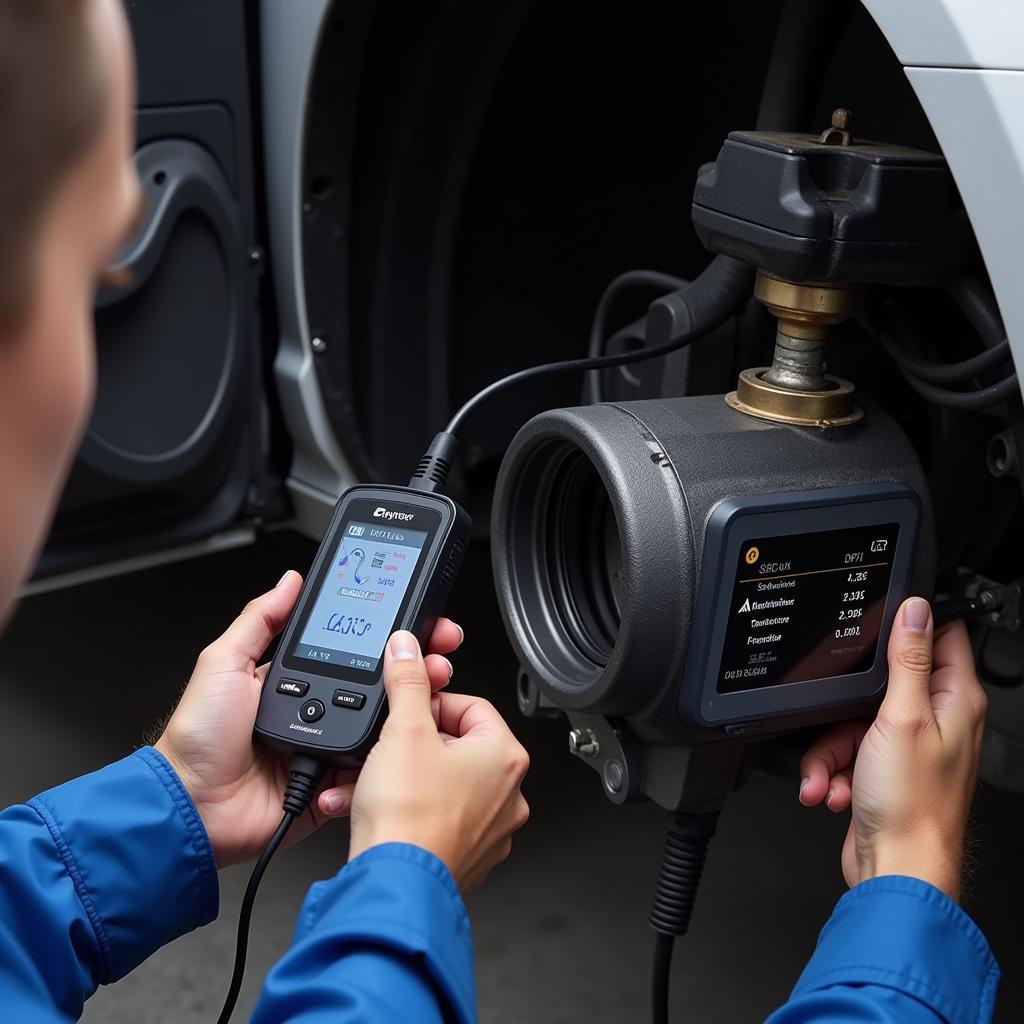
[247,246,263,268]
[987,428,1019,478]
[831,108,852,132]
[819,107,854,147]
[568,728,600,758]
[311,336,328,354]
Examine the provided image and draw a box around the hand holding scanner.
[255,484,471,767]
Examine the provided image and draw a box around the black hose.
[649,809,719,1024]
[585,270,687,404]
[945,273,1007,351]
[586,259,756,405]
[645,257,754,349]
[582,0,858,410]
[883,336,1012,385]
[865,315,1020,411]
[897,363,1019,411]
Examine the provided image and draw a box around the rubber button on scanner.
[277,679,309,697]
[332,689,366,710]
[299,699,325,723]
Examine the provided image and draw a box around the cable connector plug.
[283,753,327,817]
[409,431,460,493]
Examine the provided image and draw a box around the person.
[0,3,1001,1024]
[0,2,527,1022]
[767,599,999,1023]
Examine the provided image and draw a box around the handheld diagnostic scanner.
[255,484,471,766]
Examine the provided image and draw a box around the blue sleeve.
[252,842,475,1023]
[766,876,1000,1024]
[0,746,219,1022]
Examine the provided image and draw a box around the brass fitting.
[725,270,863,428]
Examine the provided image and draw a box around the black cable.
[651,932,675,1024]
[215,754,326,1024]
[649,809,719,1024]
[864,316,1020,411]
[897,362,1019,411]
[945,273,1007,351]
[215,811,296,1024]
[933,595,991,627]
[883,337,1012,385]
[585,270,687,404]
[901,364,1018,411]
[445,299,738,437]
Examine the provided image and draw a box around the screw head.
[831,107,852,131]
[311,336,328,354]
[603,759,625,793]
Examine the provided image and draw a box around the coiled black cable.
[649,810,720,1024]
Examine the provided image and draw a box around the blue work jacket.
[0,748,1000,1022]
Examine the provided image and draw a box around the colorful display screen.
[291,520,429,674]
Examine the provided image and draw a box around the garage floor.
[1,532,1022,1022]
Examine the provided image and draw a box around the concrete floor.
[1,531,1022,1022]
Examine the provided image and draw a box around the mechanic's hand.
[798,597,987,902]
[345,630,530,893]
[155,571,463,867]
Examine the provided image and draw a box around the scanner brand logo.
[289,723,324,736]
[374,507,415,521]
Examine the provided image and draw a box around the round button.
[299,699,325,723]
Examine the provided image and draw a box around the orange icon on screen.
[745,546,760,565]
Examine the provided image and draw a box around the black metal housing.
[692,130,973,284]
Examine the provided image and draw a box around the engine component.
[492,394,935,808]
[728,271,861,427]
[691,110,973,286]
[694,109,975,429]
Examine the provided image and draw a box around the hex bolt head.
[568,728,600,758]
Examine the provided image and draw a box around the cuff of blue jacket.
[794,875,999,1024]
[29,746,219,983]
[292,842,475,1018]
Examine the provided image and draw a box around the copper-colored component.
[726,369,860,428]
[754,274,860,332]
[819,107,854,147]
[727,270,863,427]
